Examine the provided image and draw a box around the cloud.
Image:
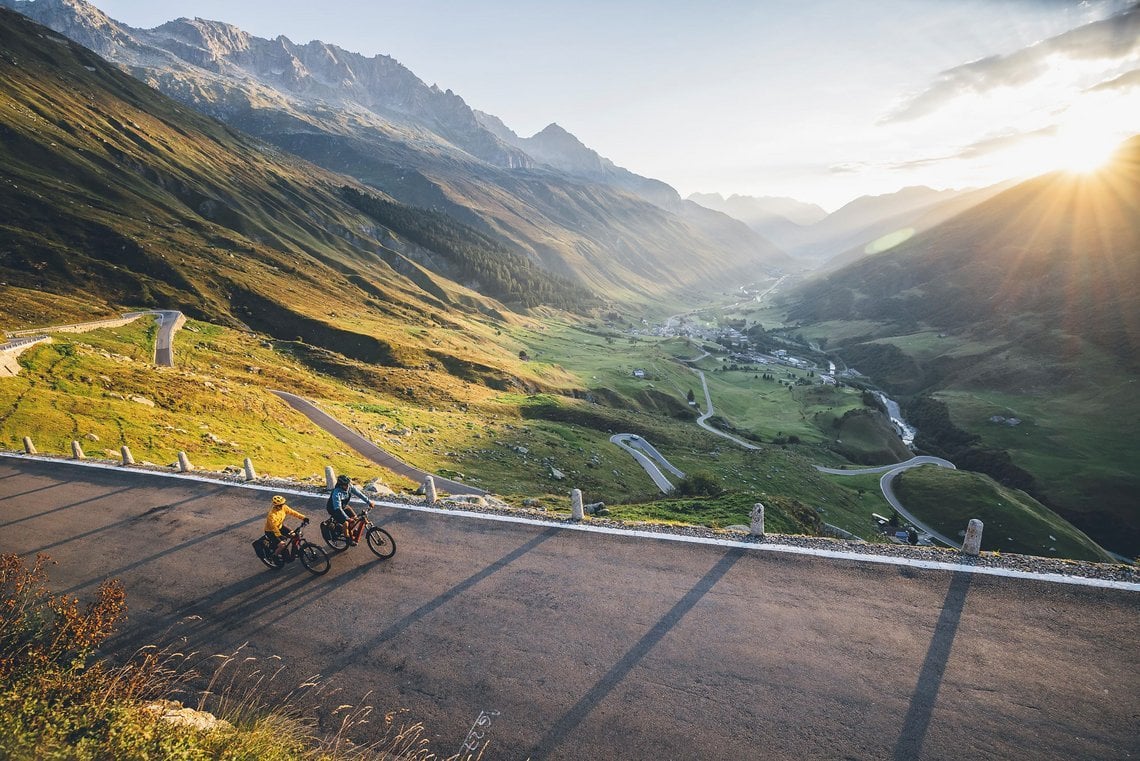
[1088,67,1140,90]
[882,5,1140,123]
[884,126,1060,170]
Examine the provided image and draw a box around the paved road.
[609,434,683,493]
[271,390,485,496]
[817,457,959,547]
[2,457,1136,760]
[690,368,761,451]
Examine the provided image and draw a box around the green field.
[893,465,1115,562]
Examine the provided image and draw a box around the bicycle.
[252,519,331,575]
[320,505,396,559]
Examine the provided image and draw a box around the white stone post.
[324,466,336,489]
[423,476,437,504]
[177,451,193,472]
[962,519,984,556]
[23,436,36,455]
[750,503,766,537]
[121,446,134,465]
[570,488,584,520]
[243,457,257,481]
[71,440,85,460]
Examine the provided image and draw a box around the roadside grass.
[892,466,1114,562]
[0,553,474,761]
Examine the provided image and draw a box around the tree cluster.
[341,187,596,311]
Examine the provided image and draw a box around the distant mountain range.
[2,0,790,303]
[690,184,1015,265]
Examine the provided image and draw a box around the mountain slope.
[0,7,588,383]
[4,0,791,305]
[790,142,1140,367]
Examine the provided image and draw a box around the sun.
[1051,125,1117,174]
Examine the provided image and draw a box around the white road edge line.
[3,451,1136,593]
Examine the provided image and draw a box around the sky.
[86,0,1140,211]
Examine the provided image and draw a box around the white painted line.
[2,451,1136,592]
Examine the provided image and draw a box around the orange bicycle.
[320,505,396,559]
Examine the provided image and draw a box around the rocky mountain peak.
[0,0,130,56]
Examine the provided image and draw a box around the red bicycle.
[320,506,396,559]
[253,519,331,575]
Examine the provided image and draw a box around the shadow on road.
[530,547,745,759]
[52,489,251,594]
[0,480,65,505]
[32,487,229,563]
[322,526,561,682]
[893,570,973,760]
[0,485,133,529]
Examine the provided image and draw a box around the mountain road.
[2,457,1136,761]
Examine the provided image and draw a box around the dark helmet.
[336,474,351,487]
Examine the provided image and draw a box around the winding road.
[816,457,959,547]
[609,433,684,493]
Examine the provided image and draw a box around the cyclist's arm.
[349,484,375,506]
[284,506,306,521]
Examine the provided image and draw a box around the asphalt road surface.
[271,390,485,496]
[1,457,1137,760]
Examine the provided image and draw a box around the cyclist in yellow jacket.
[264,495,306,558]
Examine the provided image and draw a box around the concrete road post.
[121,446,134,465]
[750,503,765,536]
[177,451,193,472]
[23,436,36,455]
[71,440,85,460]
[963,519,984,556]
[571,488,584,520]
[424,476,437,504]
[243,457,257,481]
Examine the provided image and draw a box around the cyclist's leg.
[346,507,363,541]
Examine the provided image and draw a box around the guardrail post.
[750,503,766,537]
[570,488,584,520]
[23,436,36,455]
[324,466,336,489]
[177,451,193,472]
[243,457,257,481]
[120,446,134,465]
[71,440,85,460]
[962,519,983,556]
[423,476,437,504]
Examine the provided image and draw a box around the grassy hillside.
[892,466,1113,562]
[0,289,920,543]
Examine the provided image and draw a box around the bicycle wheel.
[299,542,331,575]
[366,526,396,559]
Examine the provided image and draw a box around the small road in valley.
[272,390,485,496]
[1,456,1136,761]
[609,433,684,493]
[816,457,959,547]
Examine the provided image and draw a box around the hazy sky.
[86,0,1140,210]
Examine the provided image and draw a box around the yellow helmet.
[272,495,286,506]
